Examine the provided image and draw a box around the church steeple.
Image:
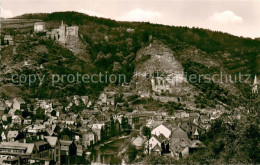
[252,75,258,94]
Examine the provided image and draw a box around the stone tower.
[58,21,67,44]
[252,75,258,94]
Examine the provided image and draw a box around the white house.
[34,22,46,33]
[148,135,162,152]
[151,123,172,138]
[11,115,22,125]
[13,97,25,110]
[7,131,19,142]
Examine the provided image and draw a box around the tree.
[142,126,151,154]
[127,145,138,163]
[142,126,151,138]
[22,110,30,118]
[51,110,56,117]
[1,38,5,46]
[35,108,45,120]
[1,93,8,99]
[4,109,9,114]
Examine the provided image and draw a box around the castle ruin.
[47,21,78,44]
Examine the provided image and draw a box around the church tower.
[252,75,258,95]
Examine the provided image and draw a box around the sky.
[1,0,260,38]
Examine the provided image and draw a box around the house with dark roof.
[60,140,77,164]
[170,127,189,144]
[170,127,191,158]
[44,136,60,164]
[34,141,51,160]
[60,140,77,156]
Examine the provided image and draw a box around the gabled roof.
[59,114,67,120]
[171,127,188,139]
[194,128,199,136]
[131,135,145,146]
[151,143,162,152]
[253,75,258,86]
[151,135,163,143]
[147,120,164,129]
[34,141,49,151]
[152,123,172,133]
[46,129,54,136]
[7,131,19,139]
[171,140,190,153]
[13,97,25,104]
[158,134,167,141]
[44,136,58,147]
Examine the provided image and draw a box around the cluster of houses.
[128,109,221,158]
[0,90,225,164]
[0,92,129,164]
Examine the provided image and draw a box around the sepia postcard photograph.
[0,0,259,164]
